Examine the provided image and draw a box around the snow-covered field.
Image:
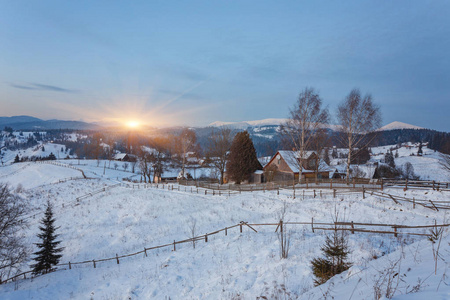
[0,161,449,299]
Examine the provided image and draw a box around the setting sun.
[126,121,140,129]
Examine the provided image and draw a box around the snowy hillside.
[0,162,449,299]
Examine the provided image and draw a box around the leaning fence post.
[144,248,147,257]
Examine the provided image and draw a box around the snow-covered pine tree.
[311,229,351,286]
[31,201,63,275]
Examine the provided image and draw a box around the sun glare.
[126,121,140,129]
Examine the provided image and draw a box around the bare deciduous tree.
[206,128,233,184]
[281,87,329,182]
[174,128,197,179]
[337,89,381,181]
[0,184,28,281]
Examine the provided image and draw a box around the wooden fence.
[178,178,383,191]
[383,179,450,191]
[2,219,449,285]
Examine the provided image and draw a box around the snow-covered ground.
[0,161,449,299]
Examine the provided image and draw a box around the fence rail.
[383,179,450,191]
[2,219,449,285]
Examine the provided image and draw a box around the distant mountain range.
[0,115,434,133]
[208,119,426,132]
[0,115,101,130]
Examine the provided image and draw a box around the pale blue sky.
[0,1,449,130]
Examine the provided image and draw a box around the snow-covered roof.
[114,153,128,160]
[276,150,330,174]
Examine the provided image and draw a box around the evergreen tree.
[384,152,395,168]
[311,230,351,286]
[14,154,20,163]
[48,152,56,160]
[417,143,423,156]
[226,131,262,184]
[31,201,63,275]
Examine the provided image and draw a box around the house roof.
[270,150,330,174]
[114,153,128,160]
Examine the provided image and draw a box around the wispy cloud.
[10,83,79,94]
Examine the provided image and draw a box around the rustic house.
[263,150,331,182]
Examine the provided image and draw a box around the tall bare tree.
[0,184,28,281]
[206,128,233,184]
[337,89,381,181]
[281,87,329,182]
[174,128,197,179]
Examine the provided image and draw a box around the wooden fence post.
[363,187,365,199]
[205,234,208,243]
[225,227,227,236]
[351,221,354,234]
[413,197,415,209]
[93,260,96,268]
[330,179,333,189]
[240,223,243,233]
[333,189,336,198]
[69,262,71,269]
[173,240,176,251]
[381,179,383,191]
[394,227,397,237]
[311,217,314,233]
[353,178,355,189]
[116,254,119,264]
[405,179,408,191]
[306,178,309,189]
[144,248,147,257]
[313,190,316,198]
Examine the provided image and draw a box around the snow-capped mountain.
[377,121,424,131]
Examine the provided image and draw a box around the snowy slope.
[0,162,449,299]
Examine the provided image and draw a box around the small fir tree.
[14,154,20,163]
[48,152,56,160]
[226,131,262,184]
[31,201,63,275]
[417,143,423,156]
[311,230,351,286]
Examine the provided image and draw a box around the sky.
[0,0,449,131]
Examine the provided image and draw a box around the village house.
[263,150,331,182]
